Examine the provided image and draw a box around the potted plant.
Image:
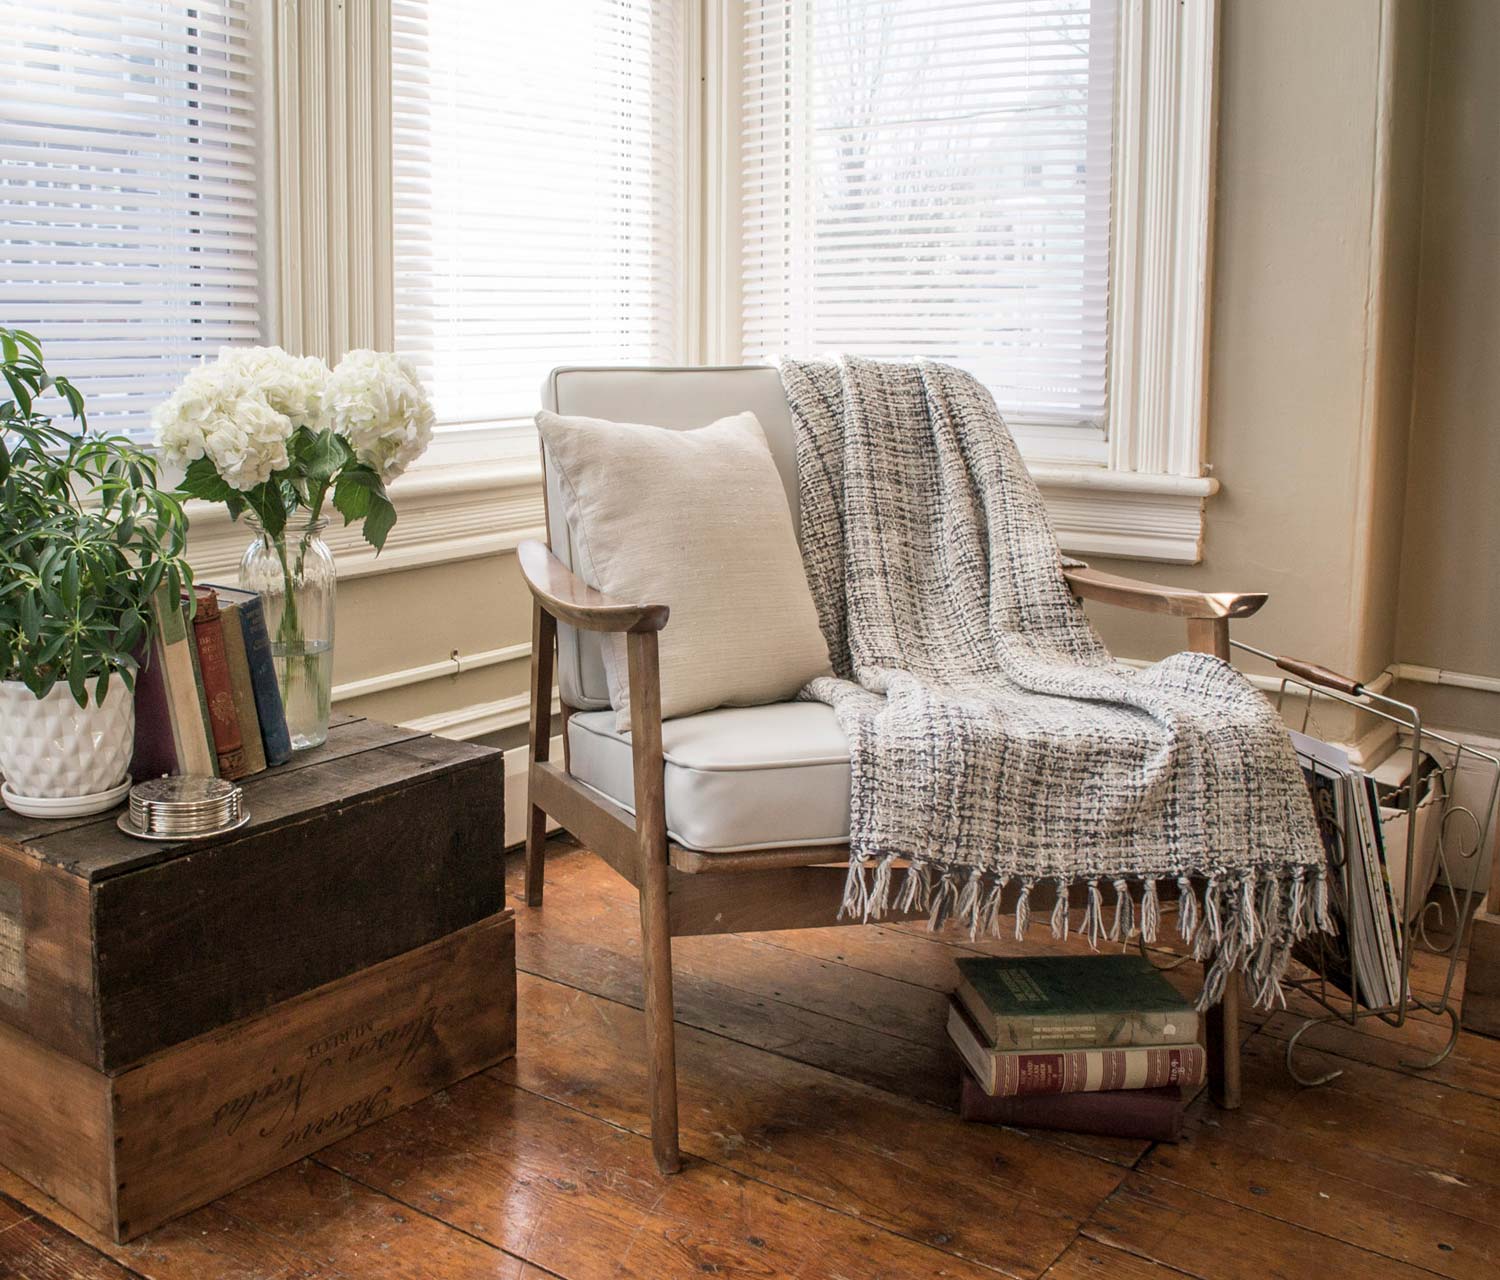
[0,330,192,816]
[154,346,433,750]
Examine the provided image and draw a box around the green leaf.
[302,427,351,482]
[66,651,87,708]
[332,465,397,551]
[179,456,238,505]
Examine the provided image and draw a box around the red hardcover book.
[958,1073,1185,1142]
[947,998,1205,1097]
[189,587,249,780]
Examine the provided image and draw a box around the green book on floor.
[954,953,1198,1051]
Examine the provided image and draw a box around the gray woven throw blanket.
[779,355,1327,1008]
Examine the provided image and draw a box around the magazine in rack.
[1289,730,1405,1009]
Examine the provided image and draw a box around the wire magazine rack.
[1227,640,1500,1086]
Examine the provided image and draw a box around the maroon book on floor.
[958,1073,1185,1142]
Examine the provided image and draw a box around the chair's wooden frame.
[519,537,1270,1173]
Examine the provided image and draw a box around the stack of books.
[1290,729,1405,1008]
[131,584,292,783]
[946,953,1202,1141]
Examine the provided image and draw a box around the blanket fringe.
[1080,879,1106,948]
[1110,877,1134,941]
[1176,875,1198,943]
[842,857,1323,1013]
[1141,877,1162,944]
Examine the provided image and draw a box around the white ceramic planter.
[0,678,135,806]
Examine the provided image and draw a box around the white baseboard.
[503,737,563,847]
[401,691,537,741]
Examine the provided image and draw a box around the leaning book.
[947,998,1205,1097]
[953,953,1198,1051]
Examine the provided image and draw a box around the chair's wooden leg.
[524,602,556,909]
[627,630,680,1173]
[1206,979,1242,1109]
[1187,613,1243,1108]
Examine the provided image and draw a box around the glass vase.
[239,516,336,751]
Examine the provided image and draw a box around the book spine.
[989,1009,1200,1051]
[181,597,223,779]
[236,593,292,766]
[220,603,267,775]
[128,631,180,783]
[151,586,217,778]
[959,1075,1184,1142]
[997,1044,1205,1098]
[189,589,249,779]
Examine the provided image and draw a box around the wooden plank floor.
[3,838,1497,1280]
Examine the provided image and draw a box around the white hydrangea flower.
[323,349,435,482]
[153,359,296,492]
[213,346,329,426]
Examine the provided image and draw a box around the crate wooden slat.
[0,910,516,1241]
[0,717,507,1071]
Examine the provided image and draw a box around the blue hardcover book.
[202,584,293,766]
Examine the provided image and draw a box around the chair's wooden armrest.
[1063,565,1267,620]
[518,539,669,634]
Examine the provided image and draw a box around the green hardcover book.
[178,594,221,779]
[953,954,1197,1051]
[147,585,218,778]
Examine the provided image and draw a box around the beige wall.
[333,0,1496,750]
[1393,0,1500,735]
[1089,0,1405,701]
[333,552,534,731]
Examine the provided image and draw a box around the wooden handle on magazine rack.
[1274,656,1363,697]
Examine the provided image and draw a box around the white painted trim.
[502,737,564,847]
[271,0,393,359]
[402,692,560,742]
[1107,0,1219,485]
[331,642,532,704]
[185,453,545,583]
[1036,465,1218,563]
[1392,664,1500,696]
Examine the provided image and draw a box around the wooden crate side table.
[0,715,515,1241]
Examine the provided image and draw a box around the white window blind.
[741,0,1116,430]
[392,0,685,428]
[0,1,261,435]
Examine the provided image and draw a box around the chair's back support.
[540,365,798,710]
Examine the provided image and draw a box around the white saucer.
[1,777,132,819]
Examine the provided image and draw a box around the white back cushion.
[540,366,799,709]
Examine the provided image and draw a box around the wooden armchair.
[521,366,1269,1174]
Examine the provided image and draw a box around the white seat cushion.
[567,701,851,853]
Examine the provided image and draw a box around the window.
[724,0,1219,559]
[0,1,262,436]
[391,0,686,429]
[740,0,1116,443]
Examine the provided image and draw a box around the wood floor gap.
[308,1156,569,1280]
[489,1067,1031,1280]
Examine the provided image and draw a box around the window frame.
[704,0,1222,562]
[194,0,1221,579]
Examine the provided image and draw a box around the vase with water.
[240,516,336,751]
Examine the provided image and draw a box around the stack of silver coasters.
[119,776,248,840]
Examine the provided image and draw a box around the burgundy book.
[128,632,179,782]
[189,587,249,780]
[959,1073,1185,1142]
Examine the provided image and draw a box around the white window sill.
[183,422,1216,582]
[183,420,546,583]
[1030,463,1218,564]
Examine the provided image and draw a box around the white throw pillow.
[537,408,832,730]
